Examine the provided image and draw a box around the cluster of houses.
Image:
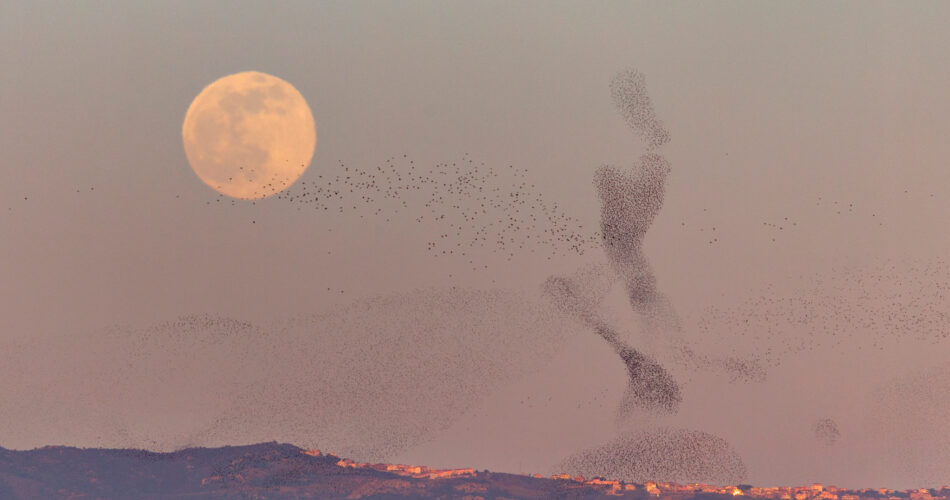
[303,449,476,480]
[543,477,950,500]
[301,450,949,500]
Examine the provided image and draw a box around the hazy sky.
[2,1,949,489]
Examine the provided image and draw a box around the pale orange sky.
[1,1,949,489]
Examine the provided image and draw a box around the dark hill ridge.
[0,442,948,499]
[0,442,638,499]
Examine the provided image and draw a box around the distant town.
[307,448,950,500]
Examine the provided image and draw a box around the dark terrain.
[0,442,947,500]
[0,442,643,499]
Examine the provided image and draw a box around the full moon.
[182,71,316,199]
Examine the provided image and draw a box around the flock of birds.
[3,168,935,268]
[268,154,601,262]
[179,152,604,271]
[558,428,748,485]
[678,186,940,247]
[67,288,577,462]
[3,66,949,486]
[693,258,950,367]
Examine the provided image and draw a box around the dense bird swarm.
[557,428,748,485]
[545,69,764,433]
[0,288,576,464]
[812,418,840,446]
